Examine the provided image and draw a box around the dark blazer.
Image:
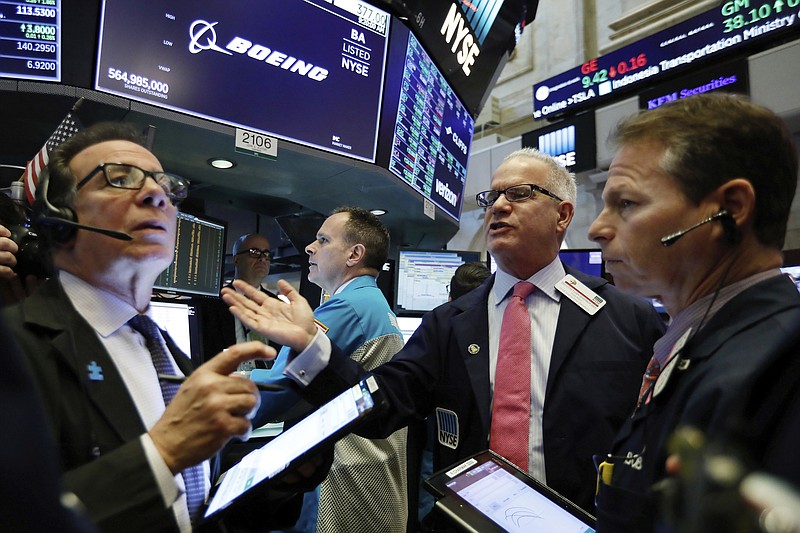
[0,312,97,533]
[595,274,800,533]
[303,265,666,512]
[199,283,280,363]
[3,277,301,533]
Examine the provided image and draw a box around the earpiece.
[32,166,79,243]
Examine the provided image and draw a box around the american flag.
[20,98,84,206]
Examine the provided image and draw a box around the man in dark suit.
[586,93,800,532]
[3,122,295,532]
[200,232,281,365]
[223,148,666,517]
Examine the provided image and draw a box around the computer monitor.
[395,249,481,316]
[149,299,203,364]
[153,211,227,297]
[557,249,603,277]
[488,249,603,277]
[396,315,423,344]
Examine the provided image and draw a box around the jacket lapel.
[547,267,607,398]
[451,278,493,433]
[23,279,147,443]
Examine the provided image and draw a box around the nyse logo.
[539,125,577,168]
[440,3,480,76]
[436,179,458,207]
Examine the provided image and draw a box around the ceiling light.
[370,209,387,216]
[208,158,235,169]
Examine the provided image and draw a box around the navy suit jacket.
[595,274,800,532]
[302,265,666,512]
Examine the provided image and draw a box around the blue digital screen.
[0,0,61,82]
[95,0,390,162]
[533,1,800,119]
[378,24,474,221]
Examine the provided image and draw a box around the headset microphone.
[36,216,132,241]
[660,211,731,247]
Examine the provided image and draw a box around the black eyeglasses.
[237,248,272,260]
[475,183,563,207]
[76,163,190,203]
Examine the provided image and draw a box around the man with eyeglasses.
[202,233,282,372]
[223,147,666,521]
[3,122,307,532]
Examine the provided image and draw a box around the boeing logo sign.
[188,20,329,81]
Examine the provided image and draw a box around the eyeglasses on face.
[237,248,272,260]
[475,183,563,207]
[76,163,190,204]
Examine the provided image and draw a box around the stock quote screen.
[533,0,800,119]
[154,212,226,297]
[0,0,60,81]
[95,0,390,162]
[380,26,474,221]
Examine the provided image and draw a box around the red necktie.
[490,281,535,470]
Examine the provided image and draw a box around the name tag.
[555,274,606,315]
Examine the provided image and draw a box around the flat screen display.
[154,211,226,297]
[95,0,390,162]
[401,0,528,117]
[425,451,596,533]
[558,249,603,278]
[378,24,474,221]
[395,249,481,315]
[203,377,383,519]
[0,0,61,82]
[149,299,202,363]
[396,315,423,344]
[521,112,597,174]
[533,1,800,120]
[488,250,603,278]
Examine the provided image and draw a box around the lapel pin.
[87,361,104,381]
[468,344,480,355]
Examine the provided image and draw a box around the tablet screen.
[204,377,379,518]
[426,451,595,533]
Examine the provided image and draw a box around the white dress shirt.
[60,271,209,533]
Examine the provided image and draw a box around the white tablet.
[203,375,384,520]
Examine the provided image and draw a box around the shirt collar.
[492,256,565,306]
[59,270,143,338]
[653,268,782,363]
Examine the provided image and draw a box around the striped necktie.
[128,314,206,525]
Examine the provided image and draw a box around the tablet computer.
[203,375,384,520]
[424,450,596,533]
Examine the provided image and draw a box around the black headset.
[31,166,80,243]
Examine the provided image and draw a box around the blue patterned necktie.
[128,314,206,525]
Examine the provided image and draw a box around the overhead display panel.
[95,0,390,162]
[533,0,800,120]
[378,24,474,222]
[401,0,527,118]
[0,0,60,82]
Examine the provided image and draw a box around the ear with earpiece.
[32,166,79,243]
[719,211,742,246]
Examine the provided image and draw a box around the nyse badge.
[468,344,480,355]
[87,361,104,381]
[436,408,459,450]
